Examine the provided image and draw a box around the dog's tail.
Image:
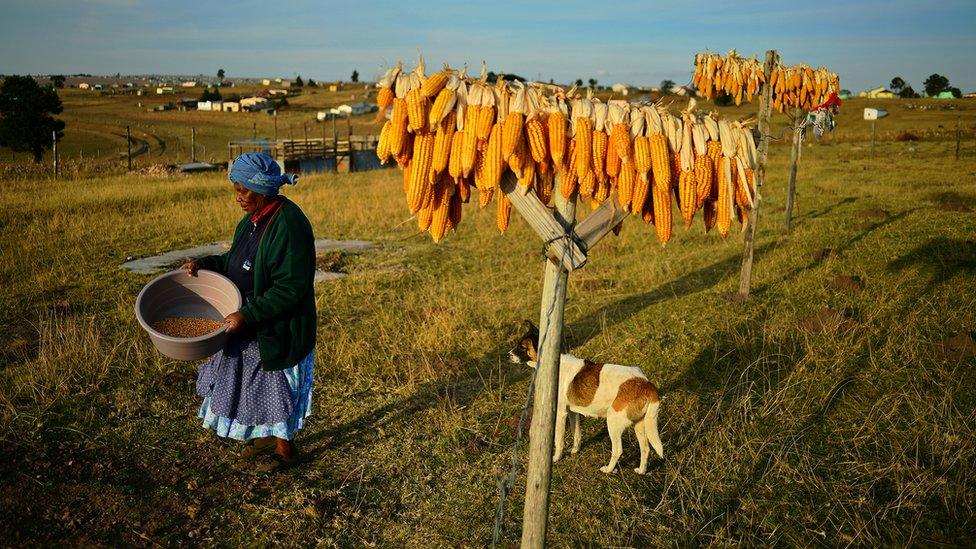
[644,401,664,459]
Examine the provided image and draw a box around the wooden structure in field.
[226,135,381,173]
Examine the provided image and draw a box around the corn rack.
[373,50,780,547]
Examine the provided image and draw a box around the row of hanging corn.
[693,50,840,112]
[374,59,758,245]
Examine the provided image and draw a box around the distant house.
[316,111,336,121]
[197,100,222,111]
[267,89,288,96]
[330,102,376,116]
[611,83,638,96]
[262,79,272,86]
[78,82,91,90]
[177,97,198,110]
[274,78,283,84]
[672,86,696,97]
[156,86,175,95]
[181,81,197,88]
[859,87,895,99]
[222,101,240,112]
[93,84,104,90]
[240,96,269,111]
[964,92,976,99]
[328,82,343,92]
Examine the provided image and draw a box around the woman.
[181,152,317,466]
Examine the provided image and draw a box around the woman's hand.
[180,260,199,277]
[224,311,246,333]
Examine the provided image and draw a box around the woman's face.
[233,184,268,213]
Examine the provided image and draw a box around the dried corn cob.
[502,82,526,159]
[617,162,635,210]
[422,68,450,98]
[536,166,554,205]
[478,186,494,208]
[526,116,548,164]
[448,130,464,182]
[548,103,567,165]
[429,180,451,242]
[447,183,463,230]
[485,123,504,190]
[573,101,593,180]
[417,190,434,232]
[406,88,429,133]
[560,139,578,198]
[431,110,456,178]
[389,98,409,156]
[649,133,670,192]
[496,190,511,232]
[633,135,652,182]
[652,184,672,245]
[716,156,733,238]
[679,171,697,228]
[694,154,713,207]
[376,121,393,164]
[395,131,414,168]
[407,132,435,214]
[579,169,596,198]
[591,128,608,186]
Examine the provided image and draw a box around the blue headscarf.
[229,152,298,196]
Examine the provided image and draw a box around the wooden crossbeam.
[500,172,586,272]
[574,192,630,252]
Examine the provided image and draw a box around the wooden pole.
[273,110,278,142]
[521,175,577,549]
[738,49,777,297]
[126,125,132,171]
[871,119,876,156]
[956,116,961,160]
[783,110,803,232]
[191,127,196,162]
[252,122,257,140]
[52,130,58,178]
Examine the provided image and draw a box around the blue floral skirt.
[196,334,314,441]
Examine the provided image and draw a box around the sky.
[0,0,974,93]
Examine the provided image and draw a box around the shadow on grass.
[793,196,858,223]
[887,236,976,297]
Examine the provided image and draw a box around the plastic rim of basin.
[135,269,242,361]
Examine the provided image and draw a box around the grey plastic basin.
[135,269,242,361]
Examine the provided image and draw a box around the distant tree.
[351,70,359,83]
[889,77,905,93]
[50,75,66,89]
[950,87,962,98]
[217,68,225,80]
[0,75,65,162]
[923,74,950,97]
[307,78,316,87]
[660,79,676,93]
[898,86,920,99]
[549,78,554,85]
[294,75,304,87]
[200,87,222,101]
[485,72,526,84]
[575,78,583,87]
[840,89,852,96]
[588,78,597,88]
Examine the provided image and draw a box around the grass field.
[1,97,975,546]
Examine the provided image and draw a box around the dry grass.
[0,129,974,545]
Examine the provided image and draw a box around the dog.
[509,320,664,474]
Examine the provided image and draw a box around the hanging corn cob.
[374,62,402,121]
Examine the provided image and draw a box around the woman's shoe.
[241,436,276,459]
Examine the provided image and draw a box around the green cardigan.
[198,198,317,370]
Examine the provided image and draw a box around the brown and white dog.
[509,321,664,474]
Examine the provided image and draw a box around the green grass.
[1,128,975,544]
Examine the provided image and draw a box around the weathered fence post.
[273,110,278,142]
[126,125,132,171]
[956,116,961,160]
[52,130,58,178]
[784,109,803,232]
[521,176,577,549]
[191,127,196,163]
[871,119,876,156]
[738,49,777,297]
